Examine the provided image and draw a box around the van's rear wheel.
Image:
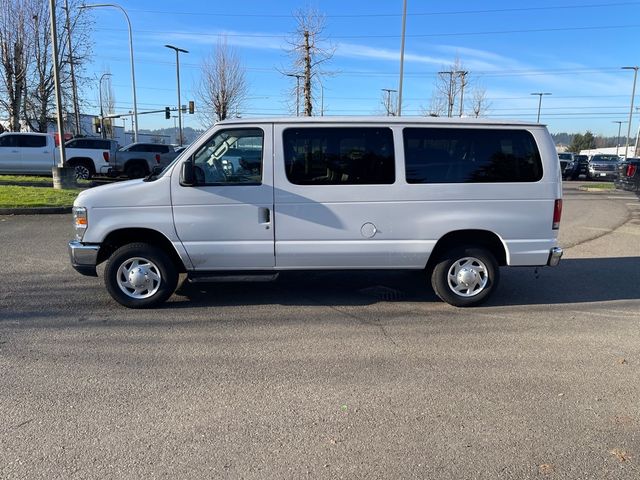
[104,243,178,308]
[430,247,499,307]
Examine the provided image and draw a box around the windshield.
[591,155,619,162]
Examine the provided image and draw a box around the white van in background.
[69,117,563,308]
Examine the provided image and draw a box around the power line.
[93,23,640,40]
[125,2,640,18]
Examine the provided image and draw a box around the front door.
[171,125,275,271]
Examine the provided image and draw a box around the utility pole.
[286,73,304,116]
[457,70,468,117]
[397,0,407,116]
[49,0,74,189]
[382,88,397,116]
[439,71,455,117]
[63,0,81,136]
[531,92,552,122]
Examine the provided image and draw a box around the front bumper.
[547,247,563,267]
[68,240,100,277]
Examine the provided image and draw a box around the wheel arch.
[66,156,96,173]
[97,227,188,273]
[124,159,150,175]
[426,229,508,271]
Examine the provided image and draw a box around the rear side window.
[283,127,395,185]
[404,128,543,183]
[18,135,47,148]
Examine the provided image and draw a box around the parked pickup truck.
[110,142,176,179]
[0,132,111,178]
[614,157,640,192]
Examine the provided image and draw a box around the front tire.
[104,243,178,308]
[430,247,500,307]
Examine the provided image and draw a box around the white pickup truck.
[0,132,112,179]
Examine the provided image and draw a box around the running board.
[188,272,279,283]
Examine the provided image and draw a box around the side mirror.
[180,160,196,186]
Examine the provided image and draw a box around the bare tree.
[99,70,116,137]
[285,8,334,116]
[420,95,447,117]
[470,87,491,118]
[196,38,247,125]
[23,0,92,133]
[0,0,29,131]
[0,0,92,133]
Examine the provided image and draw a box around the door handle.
[258,207,271,228]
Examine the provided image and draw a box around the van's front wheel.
[430,247,499,307]
[104,243,178,308]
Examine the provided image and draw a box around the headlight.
[73,206,88,241]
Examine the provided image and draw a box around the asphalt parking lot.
[1,182,639,479]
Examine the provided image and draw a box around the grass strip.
[0,185,80,208]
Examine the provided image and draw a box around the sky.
[81,0,640,137]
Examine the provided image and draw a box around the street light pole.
[99,73,112,139]
[612,121,626,156]
[80,3,139,142]
[165,45,188,146]
[531,92,552,122]
[622,66,638,158]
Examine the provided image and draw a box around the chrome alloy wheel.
[74,164,91,180]
[447,256,489,297]
[116,257,162,299]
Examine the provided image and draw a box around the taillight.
[103,151,109,162]
[155,154,160,163]
[627,164,637,178]
[553,199,562,230]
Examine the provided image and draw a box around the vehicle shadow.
[172,257,640,309]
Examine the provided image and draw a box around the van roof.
[216,116,543,128]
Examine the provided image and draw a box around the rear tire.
[430,247,500,307]
[104,243,178,308]
[69,160,94,180]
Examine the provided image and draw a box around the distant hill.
[138,127,205,145]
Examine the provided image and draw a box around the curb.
[577,187,615,192]
[0,206,72,215]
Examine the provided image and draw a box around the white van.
[69,117,563,308]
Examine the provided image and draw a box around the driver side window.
[192,128,263,185]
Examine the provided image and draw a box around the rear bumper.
[68,240,100,276]
[547,247,563,267]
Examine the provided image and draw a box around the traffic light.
[165,107,171,119]
[188,101,195,114]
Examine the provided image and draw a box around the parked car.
[587,154,620,181]
[64,137,118,179]
[110,142,175,179]
[0,132,111,179]
[69,116,564,309]
[558,152,574,173]
[563,154,589,180]
[614,157,640,192]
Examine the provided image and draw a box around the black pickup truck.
[614,157,640,192]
